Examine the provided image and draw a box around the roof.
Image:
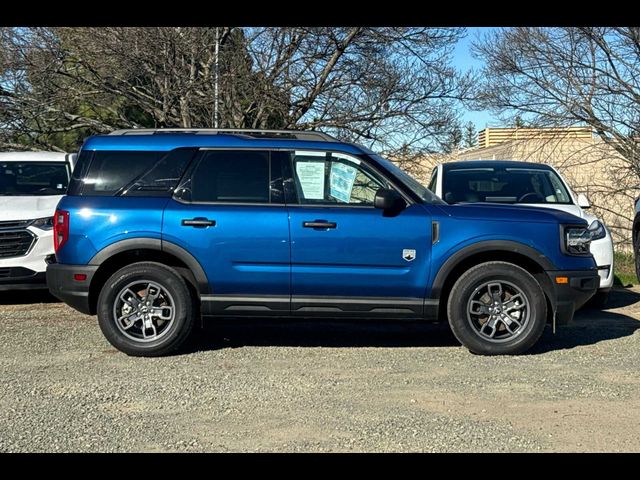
[442,160,555,170]
[82,132,370,156]
[0,151,70,162]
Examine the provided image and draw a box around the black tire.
[447,261,547,355]
[587,290,610,309]
[97,262,196,357]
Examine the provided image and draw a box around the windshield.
[369,154,445,204]
[441,166,573,205]
[0,162,70,196]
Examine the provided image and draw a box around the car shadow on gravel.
[528,287,640,354]
[187,288,640,355]
[0,289,58,305]
[594,287,640,309]
[186,320,461,353]
[528,310,640,354]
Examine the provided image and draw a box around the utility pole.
[214,27,219,129]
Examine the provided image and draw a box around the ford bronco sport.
[46,129,599,356]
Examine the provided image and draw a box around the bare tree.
[0,27,470,156]
[473,27,640,178]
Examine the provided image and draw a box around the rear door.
[162,149,291,316]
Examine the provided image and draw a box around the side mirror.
[577,193,591,209]
[374,188,406,215]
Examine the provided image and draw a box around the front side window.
[289,151,387,206]
[184,150,271,203]
[0,162,70,196]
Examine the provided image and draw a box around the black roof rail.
[108,128,338,142]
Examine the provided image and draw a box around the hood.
[519,202,599,225]
[435,202,588,225]
[0,195,63,221]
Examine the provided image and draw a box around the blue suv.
[46,129,599,356]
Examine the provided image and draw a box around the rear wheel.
[97,262,196,356]
[447,261,547,355]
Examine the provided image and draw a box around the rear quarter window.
[80,151,163,196]
[68,150,196,197]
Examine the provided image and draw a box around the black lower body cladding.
[546,270,600,325]
[46,264,99,315]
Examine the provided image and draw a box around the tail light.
[53,209,69,253]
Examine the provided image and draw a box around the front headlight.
[564,226,592,255]
[588,220,607,241]
[30,216,54,230]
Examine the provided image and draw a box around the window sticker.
[330,162,358,203]
[295,161,325,200]
[332,152,361,165]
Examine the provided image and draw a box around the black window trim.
[172,147,285,207]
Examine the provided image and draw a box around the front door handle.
[303,220,337,229]
[182,217,216,228]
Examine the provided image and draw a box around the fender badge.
[402,249,416,262]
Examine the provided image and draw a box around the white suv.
[428,160,615,306]
[0,152,76,291]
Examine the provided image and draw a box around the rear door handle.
[303,220,337,229]
[181,217,216,228]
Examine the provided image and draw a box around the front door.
[280,150,432,318]
[162,149,290,316]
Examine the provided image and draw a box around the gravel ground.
[1,288,640,453]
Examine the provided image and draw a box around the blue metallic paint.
[288,204,431,298]
[55,196,169,265]
[162,199,290,296]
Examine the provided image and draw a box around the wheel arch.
[87,238,209,315]
[430,241,556,323]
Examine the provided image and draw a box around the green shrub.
[613,251,637,287]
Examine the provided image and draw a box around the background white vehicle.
[0,152,76,290]
[428,160,614,307]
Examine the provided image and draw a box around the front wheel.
[447,261,547,355]
[97,262,196,356]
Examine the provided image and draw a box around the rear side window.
[79,151,163,196]
[181,150,271,203]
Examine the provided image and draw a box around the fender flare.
[429,240,556,299]
[89,238,209,294]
